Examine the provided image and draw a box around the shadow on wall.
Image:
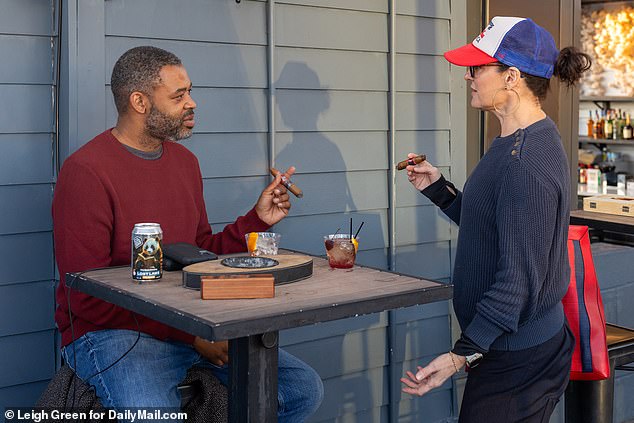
[273,61,387,268]
[275,61,356,210]
[274,62,383,423]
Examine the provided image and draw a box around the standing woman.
[400,17,591,422]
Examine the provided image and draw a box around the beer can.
[132,223,163,281]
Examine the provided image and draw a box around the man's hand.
[405,153,441,191]
[400,352,465,397]
[193,336,229,366]
[255,166,295,226]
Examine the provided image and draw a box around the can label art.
[132,223,163,280]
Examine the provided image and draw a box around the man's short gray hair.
[110,46,182,114]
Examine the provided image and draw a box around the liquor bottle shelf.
[580,96,634,102]
[578,136,634,145]
[577,184,625,197]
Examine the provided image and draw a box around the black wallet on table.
[162,242,218,271]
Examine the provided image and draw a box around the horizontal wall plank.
[395,166,451,208]
[355,248,389,270]
[395,93,450,130]
[392,316,452,363]
[395,54,450,93]
[395,15,450,55]
[182,133,268,178]
[203,176,267,224]
[105,0,266,45]
[392,301,450,324]
[317,366,388,420]
[274,171,388,216]
[394,242,451,280]
[394,131,450,167]
[275,48,387,91]
[0,85,53,133]
[276,1,387,13]
[106,87,268,133]
[0,281,55,337]
[106,37,267,88]
[395,206,452,245]
[0,0,53,36]
[275,90,388,132]
[396,0,451,19]
[392,356,452,394]
[0,185,52,235]
[281,313,387,346]
[0,232,54,285]
[615,284,634,329]
[283,325,388,379]
[592,242,634,290]
[0,330,56,388]
[310,406,388,423]
[271,210,388,254]
[275,131,388,173]
[276,4,388,52]
[395,389,453,422]
[0,35,54,84]
[0,380,50,408]
[0,134,53,185]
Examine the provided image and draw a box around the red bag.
[563,225,610,381]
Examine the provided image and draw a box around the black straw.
[354,221,365,239]
[349,218,353,241]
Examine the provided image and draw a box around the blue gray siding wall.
[0,0,58,407]
[591,243,634,423]
[1,0,468,421]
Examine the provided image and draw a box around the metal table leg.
[565,360,616,423]
[228,331,279,422]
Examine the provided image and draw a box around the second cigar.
[270,167,303,198]
[396,154,426,171]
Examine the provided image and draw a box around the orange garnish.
[247,232,258,253]
[352,238,358,253]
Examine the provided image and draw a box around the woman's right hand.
[406,153,441,191]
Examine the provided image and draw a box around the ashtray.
[220,256,279,269]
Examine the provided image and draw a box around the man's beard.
[145,105,194,142]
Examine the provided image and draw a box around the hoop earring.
[492,87,521,116]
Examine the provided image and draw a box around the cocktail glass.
[246,232,281,256]
[324,234,358,269]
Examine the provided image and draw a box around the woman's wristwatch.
[464,352,484,369]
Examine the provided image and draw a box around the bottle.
[594,110,603,139]
[623,113,634,140]
[579,164,587,184]
[605,110,614,140]
[601,146,608,162]
[615,109,624,139]
[587,110,594,137]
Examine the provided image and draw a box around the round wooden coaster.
[182,253,313,290]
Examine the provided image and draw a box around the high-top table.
[66,252,452,422]
[570,209,634,235]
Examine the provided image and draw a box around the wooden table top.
[67,252,452,341]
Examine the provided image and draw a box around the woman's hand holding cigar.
[397,154,426,170]
[402,153,442,191]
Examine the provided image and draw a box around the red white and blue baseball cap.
[444,16,559,79]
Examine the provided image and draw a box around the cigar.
[270,167,303,198]
[396,154,426,171]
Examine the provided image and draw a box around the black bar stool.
[565,323,634,423]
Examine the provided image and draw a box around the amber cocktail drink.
[324,234,357,269]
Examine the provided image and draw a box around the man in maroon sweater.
[53,46,323,421]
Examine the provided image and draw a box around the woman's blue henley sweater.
[442,117,570,352]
